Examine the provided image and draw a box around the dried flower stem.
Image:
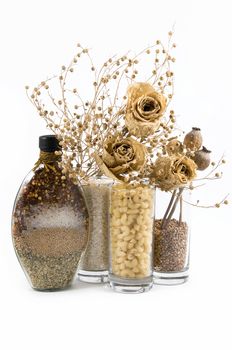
[161,189,177,229]
[163,188,184,229]
[179,194,183,225]
[194,155,225,182]
[183,194,229,209]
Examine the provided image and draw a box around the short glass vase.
[153,187,191,285]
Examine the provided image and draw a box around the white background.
[0,0,231,349]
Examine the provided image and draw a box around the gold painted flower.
[151,155,197,191]
[125,82,166,138]
[93,135,146,181]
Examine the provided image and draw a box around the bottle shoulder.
[12,166,88,217]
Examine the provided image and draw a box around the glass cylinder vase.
[109,184,154,293]
[78,176,112,283]
[153,188,191,285]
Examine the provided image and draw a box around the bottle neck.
[33,151,62,172]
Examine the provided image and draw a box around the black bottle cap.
[39,135,61,152]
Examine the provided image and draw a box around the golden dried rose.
[125,82,166,138]
[151,155,197,191]
[93,135,146,181]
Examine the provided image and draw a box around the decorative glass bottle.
[12,135,89,291]
[109,183,155,293]
[78,175,112,283]
[153,188,191,285]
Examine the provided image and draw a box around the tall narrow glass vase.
[78,176,112,283]
[109,184,155,293]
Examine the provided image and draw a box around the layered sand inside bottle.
[13,206,88,290]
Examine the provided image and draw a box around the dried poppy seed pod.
[184,127,203,151]
[193,146,211,170]
[166,138,183,155]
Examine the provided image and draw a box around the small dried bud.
[193,146,211,171]
[184,127,203,151]
[166,138,183,155]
